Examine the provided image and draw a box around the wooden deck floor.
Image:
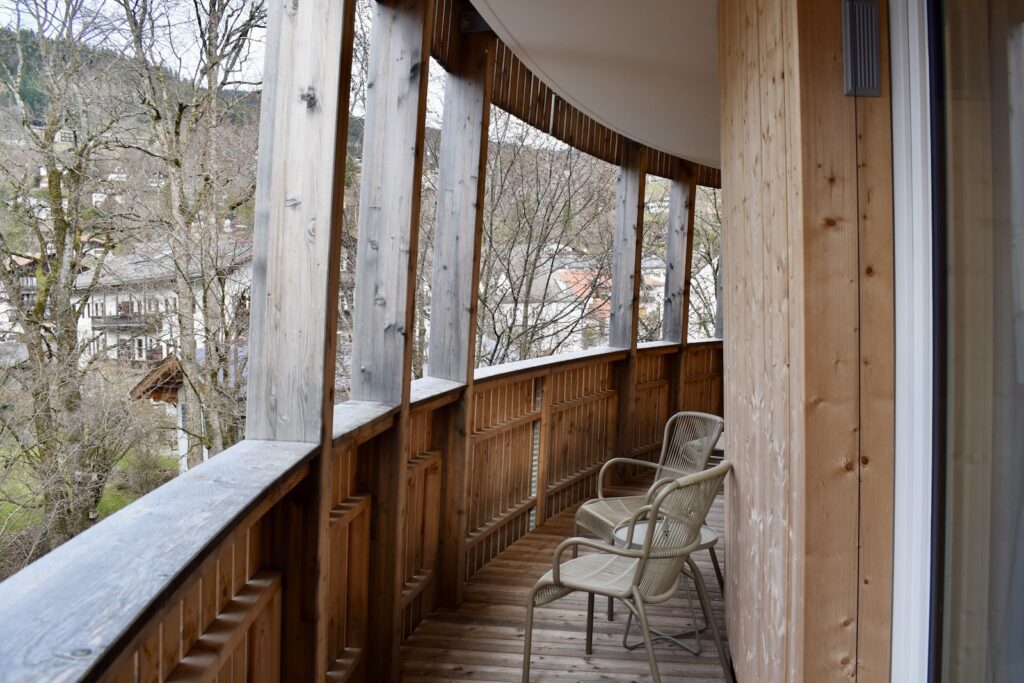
[401,494,728,682]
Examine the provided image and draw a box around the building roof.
[75,237,252,291]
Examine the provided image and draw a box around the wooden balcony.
[401,491,727,682]
[0,340,722,682]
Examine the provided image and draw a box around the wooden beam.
[349,0,434,677]
[430,33,495,608]
[795,1,861,678]
[610,142,645,461]
[609,142,646,349]
[720,0,895,679]
[246,0,355,679]
[663,160,699,413]
[662,161,697,344]
[428,34,492,384]
[854,0,895,676]
[246,0,352,444]
[350,0,433,408]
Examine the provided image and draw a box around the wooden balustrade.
[0,342,722,682]
[631,344,678,462]
[681,339,725,416]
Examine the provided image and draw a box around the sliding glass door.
[939,0,1024,680]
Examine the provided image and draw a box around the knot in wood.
[300,86,318,110]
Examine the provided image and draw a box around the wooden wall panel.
[854,0,896,677]
[720,0,894,680]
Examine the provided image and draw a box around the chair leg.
[586,593,595,654]
[573,523,579,559]
[689,557,734,683]
[683,577,703,653]
[709,546,725,594]
[607,595,614,621]
[523,597,536,683]
[633,597,662,683]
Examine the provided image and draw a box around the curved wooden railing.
[0,340,721,682]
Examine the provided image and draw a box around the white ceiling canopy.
[469,0,720,168]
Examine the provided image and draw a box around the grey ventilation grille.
[843,0,881,97]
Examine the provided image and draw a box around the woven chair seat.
[522,461,735,683]
[531,553,639,606]
[576,495,646,542]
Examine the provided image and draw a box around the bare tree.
[475,109,617,366]
[689,186,722,339]
[114,0,263,461]
[637,176,669,343]
[0,1,162,557]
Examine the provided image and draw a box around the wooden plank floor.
[401,493,728,682]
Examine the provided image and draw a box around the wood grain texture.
[662,161,697,344]
[854,1,895,679]
[350,0,433,406]
[351,2,435,677]
[428,33,493,383]
[609,142,646,349]
[246,0,354,442]
[401,490,729,682]
[0,440,312,682]
[244,0,357,676]
[720,0,894,680]
[427,35,495,611]
[794,1,861,678]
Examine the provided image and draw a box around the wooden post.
[611,142,646,460]
[609,142,647,350]
[349,0,433,676]
[431,33,495,608]
[663,160,698,411]
[534,373,553,524]
[662,161,697,344]
[246,0,355,678]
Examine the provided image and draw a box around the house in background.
[74,238,252,366]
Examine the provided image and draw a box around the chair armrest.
[551,536,643,584]
[596,458,662,498]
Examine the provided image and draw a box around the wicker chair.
[575,411,724,619]
[522,461,734,683]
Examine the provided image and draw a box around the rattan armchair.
[575,411,724,619]
[522,461,734,683]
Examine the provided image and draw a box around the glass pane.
[941,1,1024,680]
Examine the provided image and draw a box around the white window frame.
[890,0,936,680]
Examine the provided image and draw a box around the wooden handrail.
[0,342,723,682]
[0,439,315,682]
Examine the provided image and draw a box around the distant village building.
[74,238,251,366]
[476,245,667,360]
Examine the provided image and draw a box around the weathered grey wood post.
[611,141,647,461]
[348,0,433,676]
[245,0,356,677]
[428,32,494,608]
[663,159,698,411]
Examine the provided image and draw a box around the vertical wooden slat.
[611,142,646,465]
[535,376,552,525]
[245,0,355,678]
[609,142,647,348]
[351,1,434,676]
[161,601,182,679]
[248,588,281,683]
[662,160,697,344]
[854,0,895,676]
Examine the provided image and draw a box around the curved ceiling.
[469,0,720,168]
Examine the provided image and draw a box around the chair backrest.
[656,411,724,478]
[633,460,731,599]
